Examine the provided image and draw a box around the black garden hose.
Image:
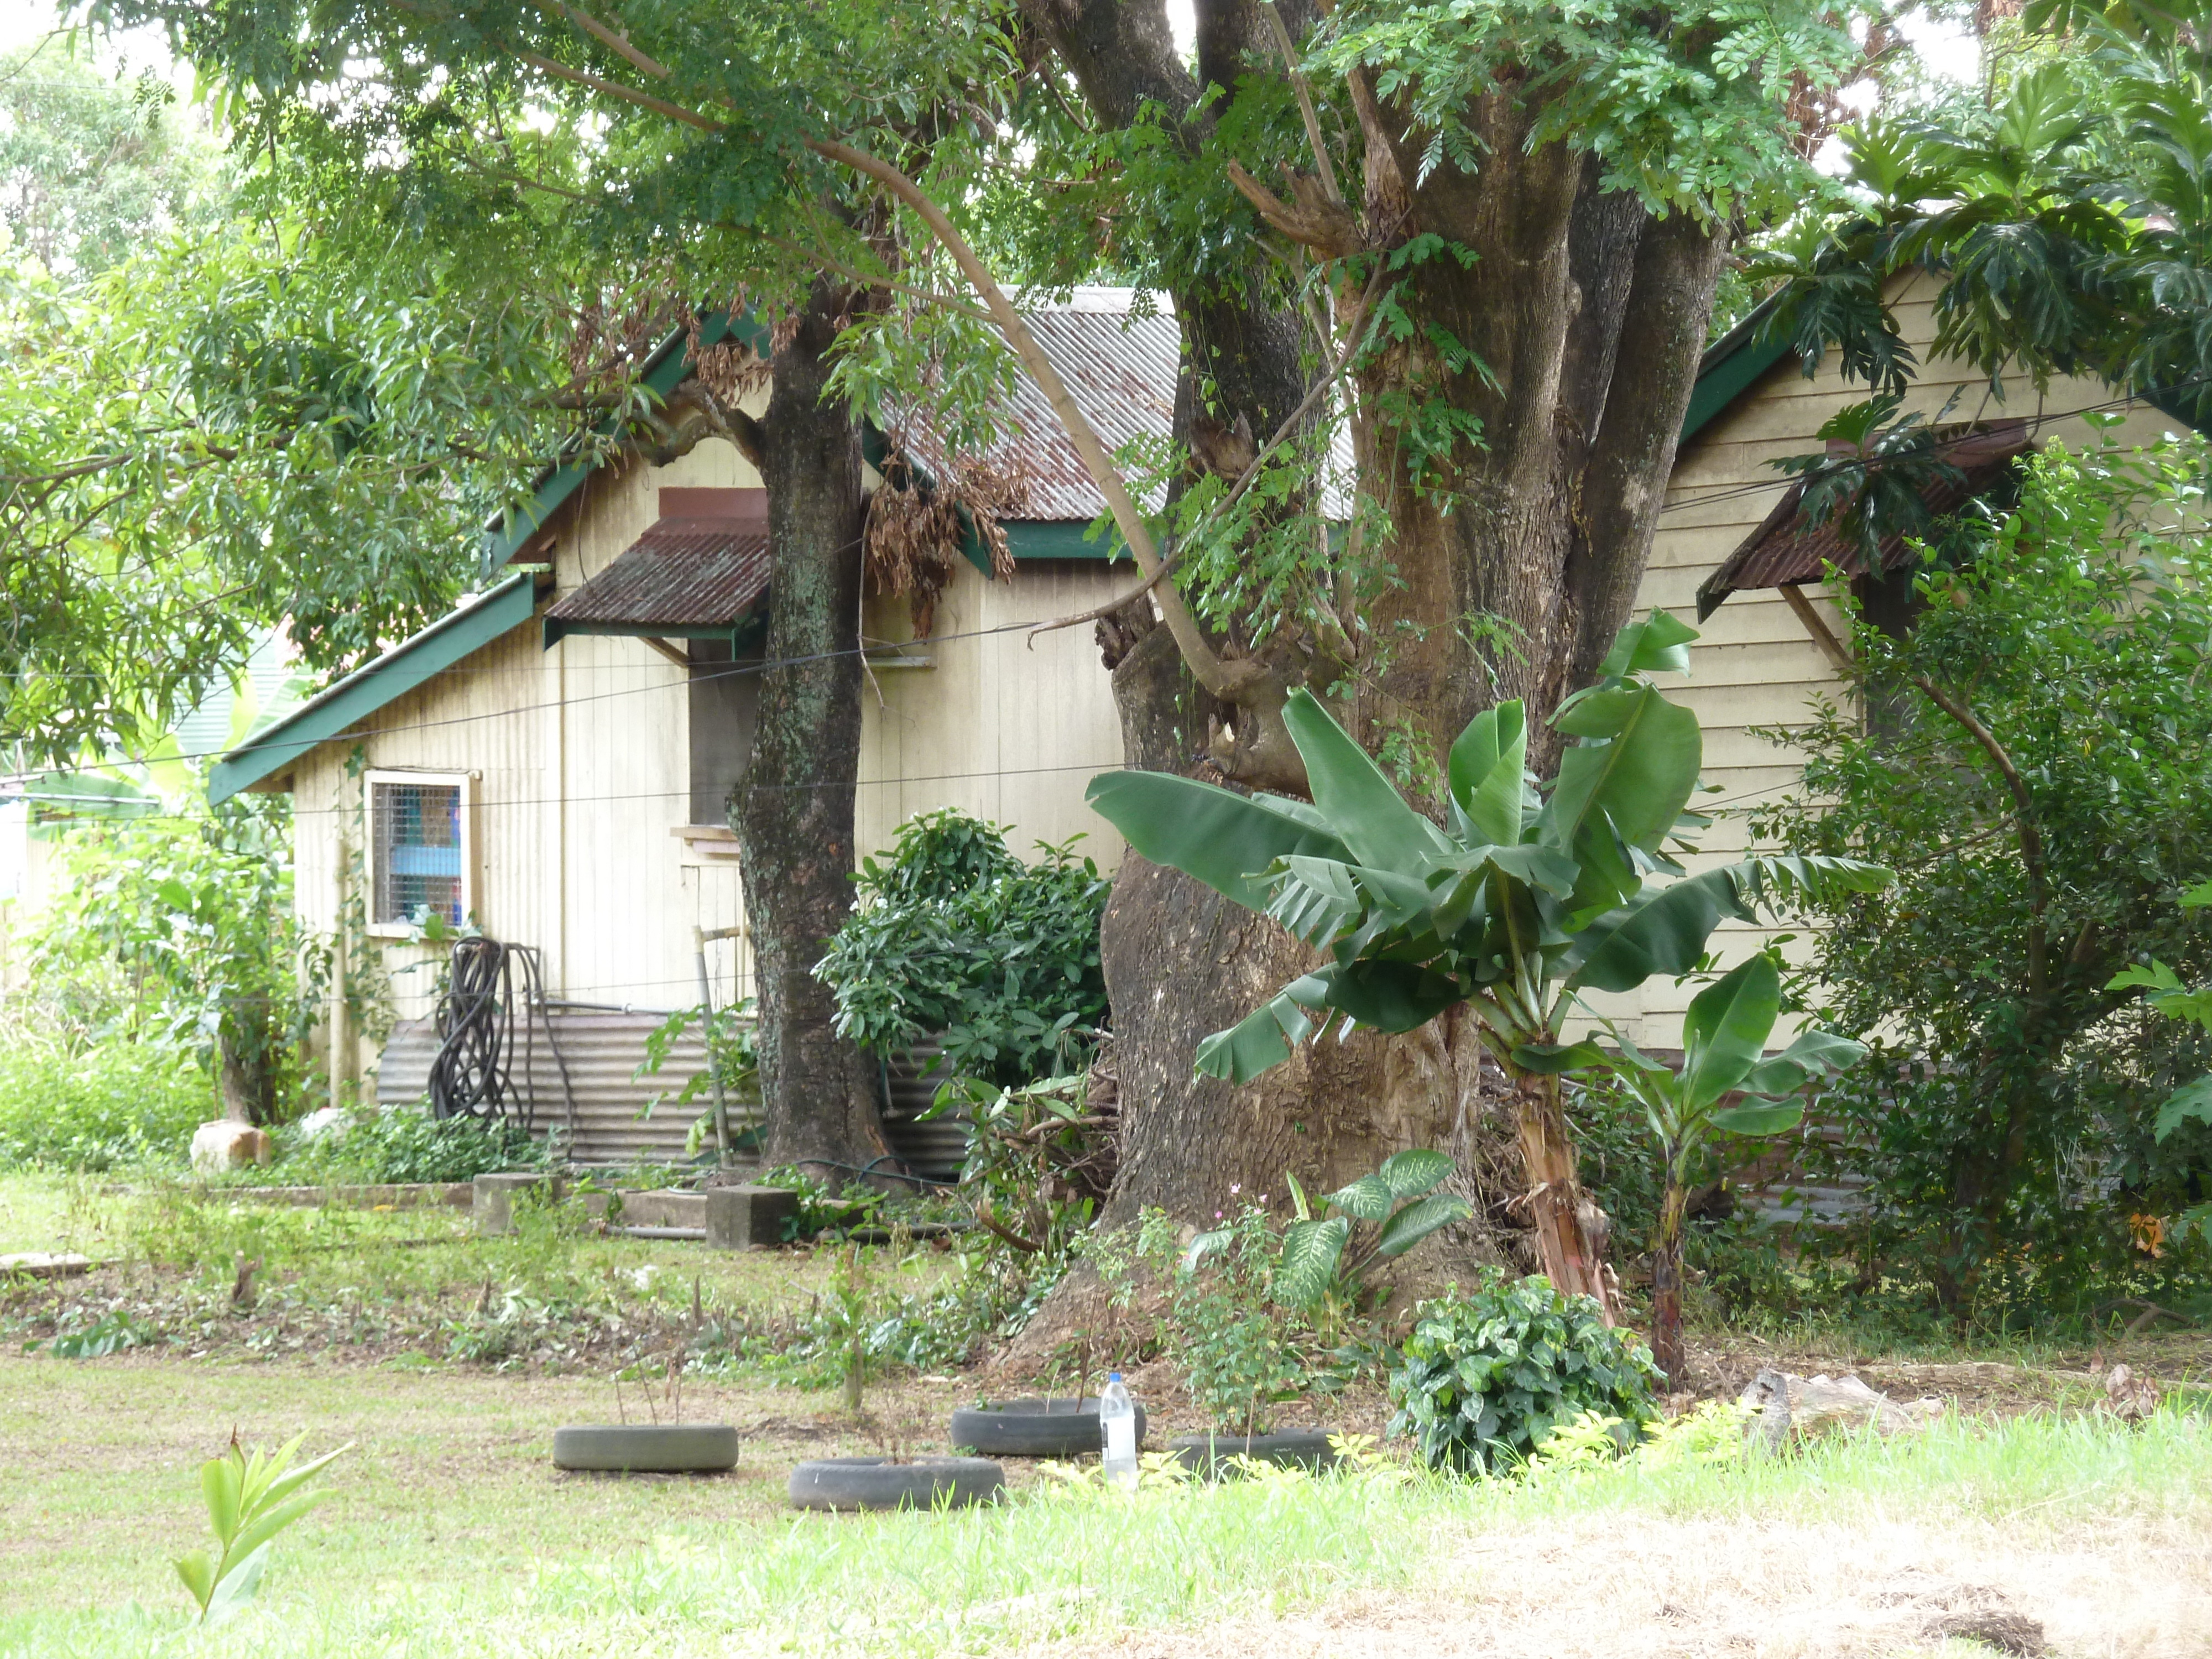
[427,938,576,1139]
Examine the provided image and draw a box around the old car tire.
[552,1423,739,1473]
[787,1455,1006,1511]
[1167,1430,1340,1477]
[948,1397,1148,1457]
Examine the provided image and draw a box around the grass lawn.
[0,1356,2206,1658]
[1,1173,2209,1657]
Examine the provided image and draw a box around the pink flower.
[1229,1184,1241,1195]
[1214,1210,1223,1219]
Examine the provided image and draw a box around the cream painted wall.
[281,415,1131,1078]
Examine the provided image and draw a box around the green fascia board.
[1681,296,1794,446]
[478,312,769,577]
[998,518,1133,563]
[208,572,539,805]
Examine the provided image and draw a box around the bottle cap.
[1108,1370,1123,1382]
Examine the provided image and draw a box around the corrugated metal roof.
[1696,422,2031,618]
[545,521,771,630]
[895,288,1355,524]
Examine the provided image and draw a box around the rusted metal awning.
[543,488,770,650]
[1695,421,2030,620]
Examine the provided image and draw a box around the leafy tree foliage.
[28,803,310,1123]
[1754,433,2212,1323]
[0,41,228,273]
[1755,0,2212,430]
[815,810,1110,1086]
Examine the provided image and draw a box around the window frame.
[362,768,477,938]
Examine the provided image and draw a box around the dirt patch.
[1044,1514,2212,1658]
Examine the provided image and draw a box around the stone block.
[705,1184,798,1250]
[473,1171,564,1235]
[190,1120,273,1174]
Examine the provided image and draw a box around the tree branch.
[1910,671,2051,997]
[806,138,1256,703]
[1026,255,1390,640]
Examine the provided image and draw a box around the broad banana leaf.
[1544,683,1703,857]
[1679,956,1784,1110]
[1086,771,1352,910]
[1193,972,1334,1082]
[1742,1027,1866,1095]
[1566,855,1891,994]
[1708,1099,1806,1136]
[1282,689,1454,870]
[1447,701,1528,847]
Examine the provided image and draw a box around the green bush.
[0,1040,210,1170]
[1753,435,2212,1324]
[1388,1271,1661,1475]
[275,1107,545,1185]
[815,809,1109,1085]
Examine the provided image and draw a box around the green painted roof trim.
[207,572,539,805]
[1680,297,1794,446]
[479,312,766,575]
[999,518,1131,562]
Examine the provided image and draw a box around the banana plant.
[1087,613,1889,1312]
[1524,953,1863,1383]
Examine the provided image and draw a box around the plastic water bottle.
[1099,1371,1139,1490]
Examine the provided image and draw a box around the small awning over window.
[1694,420,2030,619]
[543,487,771,649]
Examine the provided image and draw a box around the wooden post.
[330,825,352,1111]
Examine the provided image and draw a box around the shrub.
[27,806,309,1124]
[815,810,1109,1085]
[1752,434,2212,1324]
[0,1040,210,1170]
[1387,1271,1661,1475]
[275,1107,545,1185]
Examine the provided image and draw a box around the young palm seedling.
[175,1431,350,1626]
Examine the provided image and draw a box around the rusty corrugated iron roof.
[1695,422,2031,618]
[546,518,771,630]
[894,288,1355,523]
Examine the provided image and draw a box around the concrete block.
[705,1184,799,1250]
[473,1171,564,1235]
[617,1190,706,1231]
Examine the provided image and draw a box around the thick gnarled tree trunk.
[1007,0,1728,1352]
[734,285,893,1178]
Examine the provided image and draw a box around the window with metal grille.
[367,773,469,929]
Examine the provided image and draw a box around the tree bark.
[733,283,894,1180]
[1007,0,1738,1344]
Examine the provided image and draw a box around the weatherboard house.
[217,274,2189,1161]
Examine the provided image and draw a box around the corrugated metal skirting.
[378,1016,972,1180]
[378,1012,736,1165]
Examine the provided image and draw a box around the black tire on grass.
[1167,1430,1340,1478]
[787,1455,1006,1512]
[948,1397,1149,1458]
[552,1423,740,1473]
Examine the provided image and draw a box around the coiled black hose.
[427,938,575,1136]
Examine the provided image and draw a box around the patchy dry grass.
[0,1353,2206,1658]
[2,1172,2210,1657]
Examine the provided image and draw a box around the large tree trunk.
[1010,0,1728,1355]
[733,285,893,1178]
